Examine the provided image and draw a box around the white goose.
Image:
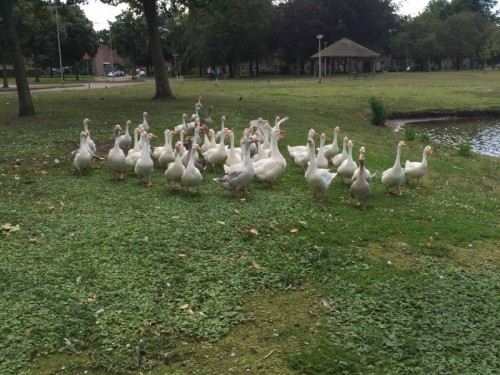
[337,140,357,183]
[213,137,257,198]
[181,144,203,194]
[134,132,156,186]
[136,111,149,132]
[225,130,242,167]
[165,142,185,192]
[82,118,96,155]
[381,140,406,196]
[126,128,145,168]
[158,130,175,169]
[174,114,189,134]
[190,106,201,122]
[323,126,340,161]
[316,133,329,169]
[195,96,203,110]
[304,138,337,203]
[203,128,228,173]
[405,145,432,189]
[332,136,349,168]
[352,146,375,183]
[181,125,204,167]
[254,128,287,189]
[201,128,213,153]
[350,156,371,210]
[251,131,268,162]
[74,131,92,175]
[107,125,127,180]
[287,128,317,157]
[152,129,172,160]
[117,120,132,153]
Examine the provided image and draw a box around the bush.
[457,139,472,157]
[404,126,416,141]
[419,133,430,143]
[368,96,389,125]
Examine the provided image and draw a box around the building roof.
[311,38,380,58]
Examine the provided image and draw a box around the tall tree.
[101,0,174,99]
[58,3,98,80]
[0,0,36,116]
[438,11,492,68]
[110,11,148,79]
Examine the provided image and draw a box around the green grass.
[0,71,499,375]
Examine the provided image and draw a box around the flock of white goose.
[72,97,432,208]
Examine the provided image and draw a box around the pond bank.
[385,109,500,131]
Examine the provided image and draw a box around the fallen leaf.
[178,253,186,258]
[179,304,189,310]
[251,262,261,269]
[320,298,330,308]
[186,308,194,315]
[2,223,21,232]
[290,228,300,233]
[86,294,97,303]
[29,237,39,244]
[250,228,259,236]
[236,255,247,262]
[217,221,225,225]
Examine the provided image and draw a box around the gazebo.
[311,37,380,76]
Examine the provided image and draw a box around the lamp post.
[323,41,327,77]
[109,22,115,82]
[316,34,323,83]
[53,5,64,85]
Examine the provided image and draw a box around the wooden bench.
[348,72,373,80]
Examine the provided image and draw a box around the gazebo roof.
[311,38,380,58]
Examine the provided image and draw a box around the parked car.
[107,70,125,77]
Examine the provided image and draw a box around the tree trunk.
[75,61,80,80]
[0,0,35,116]
[2,61,9,88]
[142,0,175,100]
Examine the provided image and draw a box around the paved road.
[0,76,154,93]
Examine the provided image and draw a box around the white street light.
[316,34,323,83]
[53,5,64,85]
[109,22,115,83]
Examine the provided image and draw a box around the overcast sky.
[81,0,432,31]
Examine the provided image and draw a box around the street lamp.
[323,41,327,77]
[109,22,115,82]
[316,34,323,83]
[53,5,64,85]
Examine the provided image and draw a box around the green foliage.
[419,132,431,143]
[368,96,390,125]
[404,125,416,141]
[458,138,473,156]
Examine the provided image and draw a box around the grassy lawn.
[0,71,499,375]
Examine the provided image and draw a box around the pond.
[397,118,500,157]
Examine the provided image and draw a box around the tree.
[58,4,98,80]
[0,0,36,116]
[482,27,500,68]
[110,11,148,79]
[101,0,174,100]
[438,11,492,69]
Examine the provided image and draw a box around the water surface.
[401,118,500,157]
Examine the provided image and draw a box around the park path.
[0,77,154,94]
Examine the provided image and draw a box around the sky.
[81,0,431,31]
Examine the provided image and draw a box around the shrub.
[368,96,389,125]
[458,139,472,157]
[419,133,430,143]
[404,126,416,141]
